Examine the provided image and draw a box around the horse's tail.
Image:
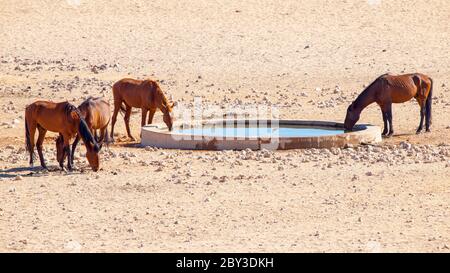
[25,117,32,156]
[426,77,433,125]
[113,80,128,117]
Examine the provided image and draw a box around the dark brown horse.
[344,73,433,136]
[25,101,101,171]
[56,97,110,167]
[110,78,175,142]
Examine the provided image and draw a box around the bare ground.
[0,0,449,252]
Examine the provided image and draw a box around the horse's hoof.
[426,129,431,133]
[416,130,422,135]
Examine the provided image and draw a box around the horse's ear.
[70,110,80,120]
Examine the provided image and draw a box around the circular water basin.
[173,125,345,138]
[141,119,381,150]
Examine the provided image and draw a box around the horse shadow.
[0,165,78,178]
[121,142,142,149]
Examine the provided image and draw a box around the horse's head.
[72,110,102,171]
[163,101,176,131]
[85,141,102,172]
[344,102,360,131]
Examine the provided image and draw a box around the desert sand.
[0,0,449,252]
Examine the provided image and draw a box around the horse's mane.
[63,101,99,151]
[160,90,171,109]
[78,118,99,151]
[63,102,78,116]
[151,81,172,110]
[353,73,389,108]
[78,96,100,110]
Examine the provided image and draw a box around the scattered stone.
[400,141,412,150]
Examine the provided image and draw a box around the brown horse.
[344,73,433,136]
[56,97,110,167]
[25,101,101,171]
[110,78,175,142]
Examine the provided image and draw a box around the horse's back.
[113,78,145,94]
[25,101,75,132]
[26,100,68,117]
[112,78,157,108]
[382,73,431,103]
[79,97,110,128]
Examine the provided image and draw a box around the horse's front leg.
[65,144,72,171]
[387,104,394,137]
[141,108,148,127]
[140,108,148,138]
[62,135,73,171]
[70,135,80,166]
[148,108,156,124]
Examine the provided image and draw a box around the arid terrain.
[0,0,449,252]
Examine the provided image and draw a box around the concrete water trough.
[141,119,381,150]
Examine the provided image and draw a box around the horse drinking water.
[110,78,175,142]
[344,73,433,136]
[25,101,101,171]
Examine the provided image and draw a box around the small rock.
[400,141,412,150]
[14,175,22,181]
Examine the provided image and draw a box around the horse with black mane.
[344,73,433,136]
[25,101,101,171]
[56,97,110,167]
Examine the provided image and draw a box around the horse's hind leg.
[110,100,121,142]
[36,125,48,169]
[416,104,425,134]
[380,109,388,136]
[26,118,37,167]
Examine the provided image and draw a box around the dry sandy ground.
[0,0,449,252]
